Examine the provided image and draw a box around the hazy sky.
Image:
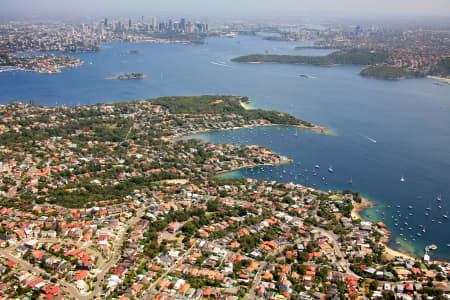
[2,0,450,17]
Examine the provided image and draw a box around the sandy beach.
[381,235,417,261]
[157,179,189,185]
[350,196,372,220]
[351,196,418,261]
[239,101,251,110]
[427,75,450,84]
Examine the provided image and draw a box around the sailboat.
[348,177,353,184]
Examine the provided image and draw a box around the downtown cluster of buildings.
[0,17,210,74]
[0,17,209,54]
[102,17,209,35]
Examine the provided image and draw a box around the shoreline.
[0,66,63,74]
[171,102,332,142]
[351,197,424,262]
[427,75,450,84]
[214,158,293,176]
[170,122,333,143]
[350,196,372,220]
[239,100,251,110]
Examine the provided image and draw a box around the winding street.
[143,240,198,298]
[0,248,85,298]
[313,226,361,279]
[0,204,148,299]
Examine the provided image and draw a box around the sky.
[2,0,450,18]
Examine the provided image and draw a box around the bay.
[0,34,449,260]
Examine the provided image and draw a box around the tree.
[369,280,379,291]
[181,221,197,237]
[382,290,395,300]
[207,199,219,212]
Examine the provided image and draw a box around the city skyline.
[2,0,450,18]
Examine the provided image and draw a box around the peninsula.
[0,53,83,74]
[148,95,331,134]
[231,49,389,66]
[105,73,147,80]
[231,49,429,80]
[0,97,447,300]
[360,65,422,80]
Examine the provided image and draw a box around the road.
[313,226,361,279]
[247,227,361,300]
[247,261,267,300]
[143,240,198,298]
[6,164,38,198]
[0,248,85,298]
[247,242,289,299]
[0,204,148,300]
[90,204,148,299]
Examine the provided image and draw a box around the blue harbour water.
[1,34,449,260]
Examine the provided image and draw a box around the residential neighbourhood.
[0,97,448,299]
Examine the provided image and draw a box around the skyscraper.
[152,16,157,32]
[180,18,186,32]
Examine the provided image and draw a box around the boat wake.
[367,137,377,143]
[210,61,232,68]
